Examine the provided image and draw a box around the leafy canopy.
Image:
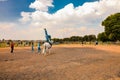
[102,13,120,41]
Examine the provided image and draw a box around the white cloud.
[29,0,54,11]
[19,12,31,23]
[1,0,120,40]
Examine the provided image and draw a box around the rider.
[42,28,53,54]
[44,28,52,47]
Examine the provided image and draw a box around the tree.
[70,36,83,42]
[63,38,70,42]
[83,35,96,42]
[102,13,120,41]
[83,35,89,41]
[97,32,109,42]
[52,38,63,43]
[88,35,96,42]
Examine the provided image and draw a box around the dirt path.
[0,45,120,80]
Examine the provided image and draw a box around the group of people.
[10,41,42,53]
[10,29,52,54]
[31,42,41,53]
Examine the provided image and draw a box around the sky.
[0,0,120,40]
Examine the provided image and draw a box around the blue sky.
[0,0,35,21]
[0,0,98,22]
[0,0,120,40]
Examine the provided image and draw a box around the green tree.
[83,35,96,42]
[88,35,96,41]
[52,38,63,43]
[102,13,120,41]
[97,32,109,42]
[70,36,83,42]
[83,35,89,41]
[63,38,70,42]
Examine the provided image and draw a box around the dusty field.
[0,44,120,80]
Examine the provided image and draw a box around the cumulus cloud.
[19,12,31,23]
[29,0,54,11]
[2,0,120,40]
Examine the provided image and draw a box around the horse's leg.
[44,46,47,55]
[42,46,45,54]
[42,48,44,54]
[48,49,50,54]
[45,48,49,55]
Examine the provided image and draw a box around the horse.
[42,42,52,55]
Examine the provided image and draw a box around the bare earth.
[0,44,120,80]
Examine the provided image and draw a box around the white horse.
[42,42,52,55]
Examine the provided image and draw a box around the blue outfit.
[44,28,51,43]
[38,42,41,53]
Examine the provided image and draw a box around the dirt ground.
[0,44,120,80]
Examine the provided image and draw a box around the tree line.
[52,35,96,44]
